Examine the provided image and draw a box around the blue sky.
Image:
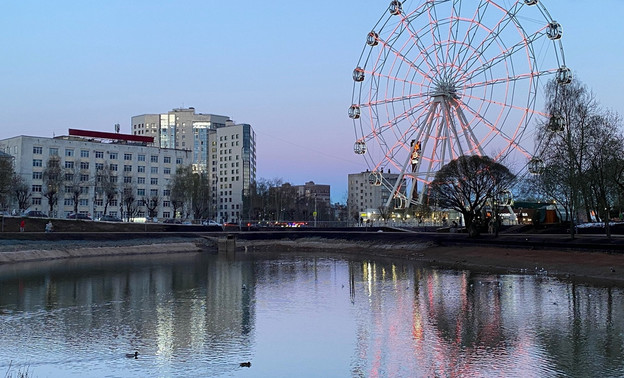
[1,1,622,203]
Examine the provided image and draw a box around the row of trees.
[522,78,624,237]
[245,178,342,223]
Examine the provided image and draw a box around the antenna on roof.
[114,124,120,133]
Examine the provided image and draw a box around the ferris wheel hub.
[432,78,460,100]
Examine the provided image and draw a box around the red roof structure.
[68,129,154,143]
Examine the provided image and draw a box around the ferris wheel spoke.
[425,1,445,69]
[402,18,440,74]
[446,0,464,66]
[369,100,431,140]
[455,1,524,76]
[452,1,492,74]
[461,91,547,118]
[361,90,430,109]
[462,67,557,91]
[459,29,547,85]
[458,100,531,159]
[377,35,434,82]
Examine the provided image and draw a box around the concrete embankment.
[0,232,217,264]
[2,230,624,285]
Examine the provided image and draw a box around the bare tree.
[144,195,160,219]
[12,175,31,212]
[43,156,62,217]
[0,154,14,210]
[122,183,138,221]
[429,155,516,237]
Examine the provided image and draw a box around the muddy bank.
[236,236,624,286]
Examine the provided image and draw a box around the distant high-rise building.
[132,108,256,223]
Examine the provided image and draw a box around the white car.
[203,220,223,227]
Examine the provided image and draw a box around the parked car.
[66,213,92,220]
[24,210,48,218]
[202,220,222,227]
[98,215,122,222]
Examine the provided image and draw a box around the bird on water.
[126,351,139,359]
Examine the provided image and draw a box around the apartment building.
[132,108,256,223]
[347,170,400,221]
[0,131,190,219]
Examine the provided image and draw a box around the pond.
[1,250,623,377]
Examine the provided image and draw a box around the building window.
[150,155,158,163]
[80,150,89,158]
[31,185,42,192]
[109,152,118,159]
[150,167,158,174]
[137,166,145,173]
[163,201,170,207]
[110,164,118,171]
[150,189,158,197]
[163,189,170,196]
[124,153,132,160]
[65,149,74,157]
[138,177,146,184]
[163,156,171,164]
[80,162,89,170]
[49,147,59,156]
[150,178,158,185]
[33,146,43,154]
[137,189,145,196]
[95,151,104,159]
[176,158,183,165]
[32,197,42,205]
[138,154,146,162]
[124,176,132,184]
[32,172,43,180]
[124,165,132,172]
[65,161,74,169]
[164,168,171,175]
[33,159,42,167]
[79,199,89,206]
[64,185,73,193]
[80,174,89,182]
[80,186,89,194]
[95,163,104,170]
[162,212,171,218]
[65,173,74,181]
[110,176,118,183]
[95,198,103,206]
[110,199,118,206]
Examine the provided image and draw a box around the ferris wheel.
[350,0,570,209]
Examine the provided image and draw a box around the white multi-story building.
[132,108,256,223]
[0,131,191,219]
[348,170,400,222]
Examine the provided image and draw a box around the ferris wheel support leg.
[384,102,437,210]
[440,97,466,158]
[454,102,485,156]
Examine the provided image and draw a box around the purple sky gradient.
[1,0,622,203]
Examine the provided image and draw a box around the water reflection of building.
[0,254,256,369]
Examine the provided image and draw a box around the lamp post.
[313,194,317,228]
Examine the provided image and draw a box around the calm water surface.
[0,250,623,377]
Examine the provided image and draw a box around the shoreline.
[1,232,624,286]
[237,237,624,286]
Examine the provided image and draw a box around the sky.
[1,0,622,203]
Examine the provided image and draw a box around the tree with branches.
[43,156,62,217]
[429,155,516,237]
